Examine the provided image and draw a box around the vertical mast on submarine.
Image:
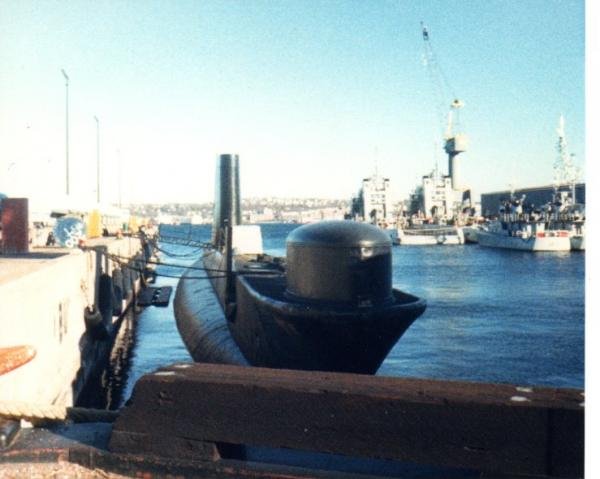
[211,154,242,249]
[211,153,242,309]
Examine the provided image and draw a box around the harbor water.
[108,223,584,409]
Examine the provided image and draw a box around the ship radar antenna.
[432,140,440,179]
[553,115,579,202]
[553,114,579,203]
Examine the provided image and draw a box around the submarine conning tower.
[211,154,242,248]
[285,221,393,306]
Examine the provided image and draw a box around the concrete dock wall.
[0,237,142,409]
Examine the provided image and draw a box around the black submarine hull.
[173,154,426,374]
[174,258,249,367]
[212,252,425,373]
[174,248,425,374]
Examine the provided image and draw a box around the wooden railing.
[109,363,584,478]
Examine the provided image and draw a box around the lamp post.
[117,148,122,208]
[94,115,100,204]
[61,69,70,195]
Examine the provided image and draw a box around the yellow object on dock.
[87,209,102,238]
[128,215,139,234]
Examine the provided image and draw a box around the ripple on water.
[116,225,584,405]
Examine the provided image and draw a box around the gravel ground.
[0,462,131,478]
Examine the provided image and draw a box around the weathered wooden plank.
[109,430,220,461]
[110,363,584,478]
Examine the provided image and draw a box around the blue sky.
[0,0,587,206]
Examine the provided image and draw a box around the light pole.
[117,149,122,208]
[94,115,100,204]
[61,69,70,195]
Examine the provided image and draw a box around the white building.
[352,173,394,226]
[409,166,470,221]
[421,171,455,218]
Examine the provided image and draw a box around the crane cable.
[420,22,460,138]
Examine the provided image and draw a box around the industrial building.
[350,172,394,226]
[480,183,586,218]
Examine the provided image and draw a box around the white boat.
[396,226,464,245]
[477,220,570,252]
[549,116,585,251]
[548,204,586,251]
[461,225,480,244]
[545,194,585,251]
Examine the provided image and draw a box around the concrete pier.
[0,236,144,410]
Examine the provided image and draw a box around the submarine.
[173,154,426,374]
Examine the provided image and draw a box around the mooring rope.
[0,401,119,423]
[105,253,228,280]
[105,252,283,280]
[152,234,211,249]
[80,234,283,282]
[148,238,207,258]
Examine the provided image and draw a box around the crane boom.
[420,21,468,191]
[421,22,453,136]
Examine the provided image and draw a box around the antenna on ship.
[432,140,440,179]
[553,115,579,203]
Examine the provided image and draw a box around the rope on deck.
[0,401,119,423]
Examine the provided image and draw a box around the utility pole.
[61,69,70,195]
[117,149,122,208]
[94,115,100,203]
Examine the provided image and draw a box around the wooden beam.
[110,363,584,478]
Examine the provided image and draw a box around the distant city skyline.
[0,0,590,211]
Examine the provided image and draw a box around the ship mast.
[553,115,579,203]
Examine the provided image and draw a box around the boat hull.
[397,227,464,246]
[177,250,426,374]
[570,235,585,251]
[232,274,424,374]
[477,230,571,251]
[461,226,479,244]
[178,156,427,374]
[174,259,249,366]
[397,234,462,245]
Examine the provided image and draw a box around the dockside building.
[480,183,586,217]
[350,173,394,226]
